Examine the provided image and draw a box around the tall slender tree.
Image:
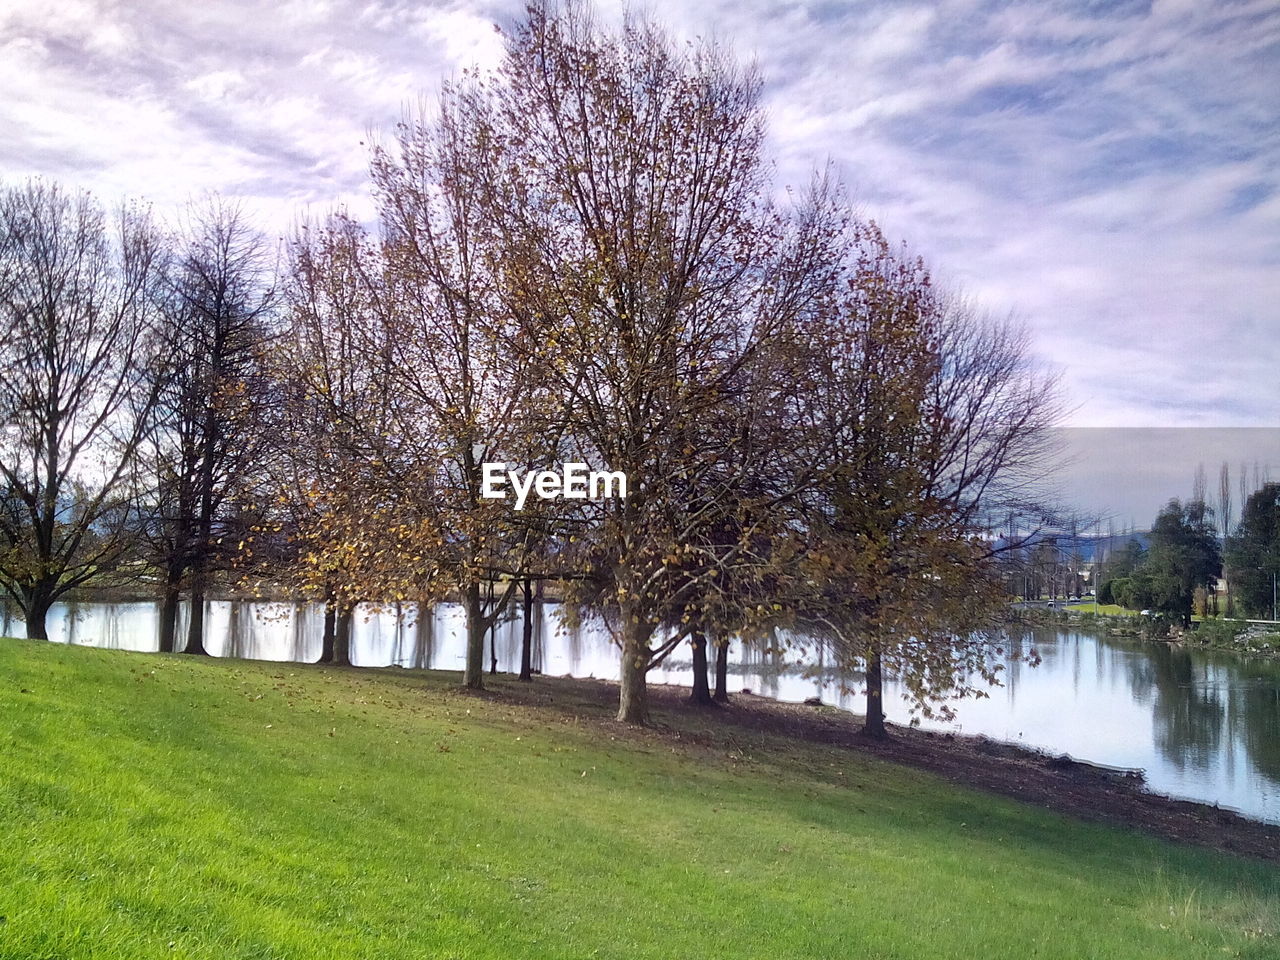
[367,96,549,689]
[139,200,276,653]
[1218,461,1234,616]
[269,212,403,665]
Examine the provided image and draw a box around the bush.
[1140,613,1177,640]
[1191,619,1247,646]
[1111,577,1133,609]
[1098,579,1115,605]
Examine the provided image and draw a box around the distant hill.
[992,530,1151,563]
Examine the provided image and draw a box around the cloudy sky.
[1058,427,1279,530]
[2,0,1277,440]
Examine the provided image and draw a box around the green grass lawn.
[1064,602,1136,616]
[1,638,1277,959]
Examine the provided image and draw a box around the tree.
[1109,577,1134,608]
[1225,482,1280,620]
[1217,461,1234,538]
[268,212,407,666]
[1100,537,1146,608]
[1218,461,1234,616]
[794,229,1061,737]
[1140,499,1220,627]
[276,169,540,685]
[485,2,830,722]
[1107,537,1147,580]
[0,180,165,640]
[795,219,945,736]
[1030,536,1060,600]
[367,98,550,689]
[139,200,276,654]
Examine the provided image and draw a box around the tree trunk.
[320,601,336,663]
[416,598,434,669]
[158,571,182,654]
[690,631,713,705]
[463,581,486,689]
[864,645,886,739]
[25,587,53,641]
[186,351,220,657]
[334,606,353,667]
[519,578,534,682]
[184,585,209,655]
[617,615,651,724]
[713,638,730,702]
[488,579,498,675]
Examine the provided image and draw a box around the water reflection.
[3,600,1279,824]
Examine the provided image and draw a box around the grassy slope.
[1,638,1277,960]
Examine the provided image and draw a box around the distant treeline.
[997,467,1280,623]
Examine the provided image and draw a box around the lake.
[4,598,1278,824]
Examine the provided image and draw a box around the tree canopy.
[1225,482,1280,620]
[1135,499,1221,626]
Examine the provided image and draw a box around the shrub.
[1191,619,1247,646]
[1111,577,1134,609]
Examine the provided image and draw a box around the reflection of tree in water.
[721,634,795,701]
[1124,640,1228,776]
[999,628,1045,703]
[1229,657,1280,783]
[662,632,865,705]
[1125,637,1280,785]
[402,603,434,670]
[683,627,1049,715]
[732,628,1041,717]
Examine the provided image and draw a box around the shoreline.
[1015,609,1280,658]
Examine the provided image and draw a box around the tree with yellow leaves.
[794,217,1061,737]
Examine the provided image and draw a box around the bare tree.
[182,207,275,656]
[139,199,276,653]
[1219,460,1234,616]
[268,212,400,666]
[367,95,549,689]
[0,180,165,639]
[1218,461,1234,538]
